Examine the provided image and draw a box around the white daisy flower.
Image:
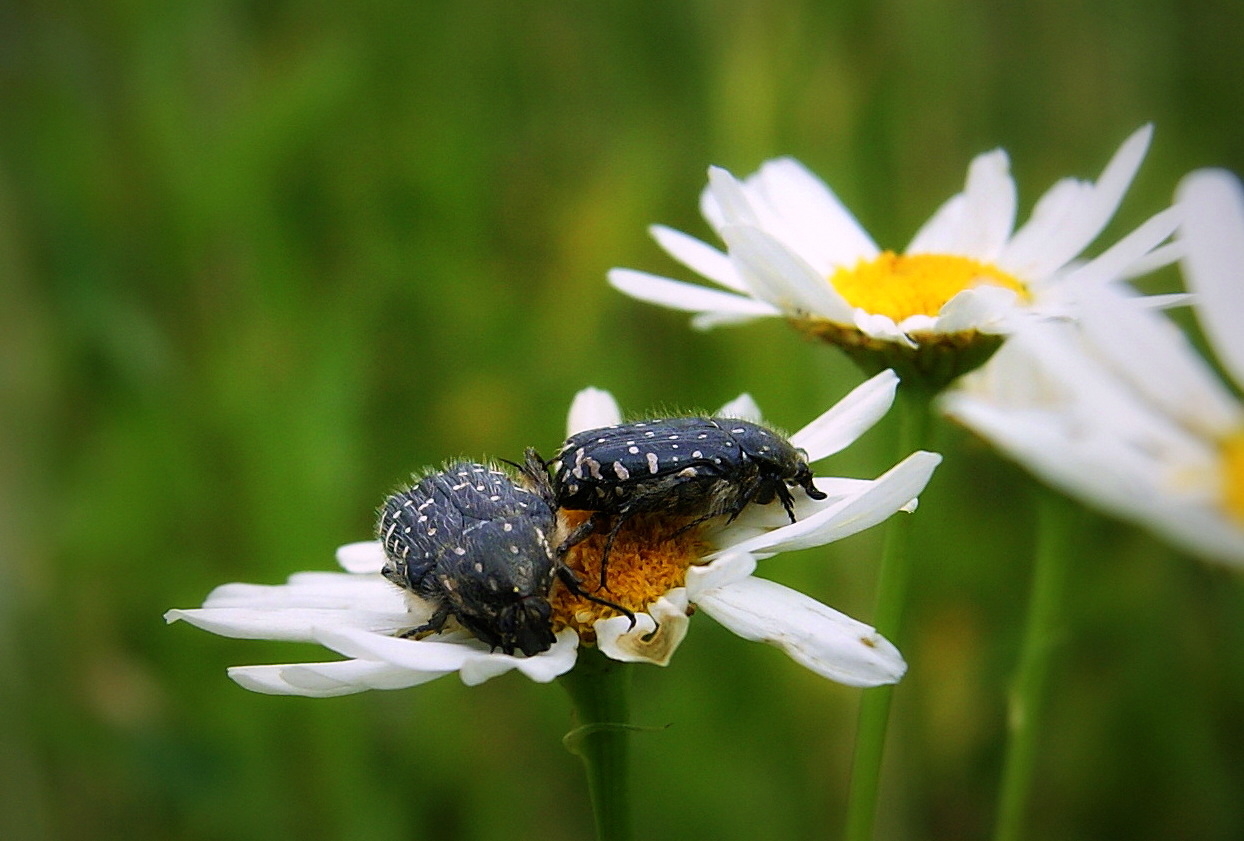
[610,126,1178,389]
[551,371,940,682]
[166,370,942,695]
[941,168,1244,566]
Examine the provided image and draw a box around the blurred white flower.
[942,169,1244,566]
[167,370,941,695]
[610,127,1177,387]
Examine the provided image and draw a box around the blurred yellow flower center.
[550,511,706,642]
[829,251,1028,322]
[1221,431,1244,524]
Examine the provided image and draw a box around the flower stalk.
[559,645,635,841]
[993,489,1079,841]
[845,387,933,841]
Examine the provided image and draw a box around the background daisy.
[942,168,1244,566]
[611,127,1178,388]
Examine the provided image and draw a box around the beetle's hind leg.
[597,513,631,591]
[551,512,632,616]
[555,513,601,559]
[553,564,636,629]
[775,483,798,524]
[397,602,452,639]
[670,476,767,537]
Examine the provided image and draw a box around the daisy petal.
[748,157,880,269]
[595,592,690,666]
[852,310,917,348]
[906,194,966,255]
[608,269,781,321]
[684,552,758,599]
[807,477,917,509]
[461,630,580,685]
[227,663,370,697]
[720,224,855,321]
[227,660,446,697]
[1068,124,1155,251]
[715,393,764,423]
[1075,285,1242,436]
[717,450,941,557]
[789,369,898,461]
[200,573,408,613]
[313,625,485,672]
[932,285,1020,335]
[165,607,407,641]
[567,387,622,435]
[310,625,579,686]
[695,576,906,686]
[1056,206,1181,291]
[704,166,762,227]
[336,541,387,574]
[999,178,1091,277]
[1019,125,1154,278]
[1178,168,1244,387]
[908,149,1016,260]
[650,225,750,293]
[723,474,918,539]
[691,310,777,330]
[1132,291,1191,310]
[957,149,1017,259]
[944,388,1244,567]
[1122,242,1182,280]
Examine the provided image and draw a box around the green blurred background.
[3,1,1243,839]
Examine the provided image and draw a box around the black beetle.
[378,461,631,656]
[537,416,827,587]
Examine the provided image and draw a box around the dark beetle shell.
[551,416,825,521]
[378,462,558,656]
[543,417,826,587]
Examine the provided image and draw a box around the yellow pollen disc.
[829,251,1028,322]
[550,510,707,643]
[1221,431,1244,524]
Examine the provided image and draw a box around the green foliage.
[2,1,1242,838]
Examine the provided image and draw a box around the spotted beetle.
[378,461,631,656]
[539,416,827,587]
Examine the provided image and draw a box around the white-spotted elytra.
[379,461,633,656]
[534,417,827,588]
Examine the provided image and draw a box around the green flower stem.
[993,489,1079,841]
[845,387,933,841]
[558,646,635,841]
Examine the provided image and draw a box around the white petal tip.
[567,387,623,435]
[595,593,691,666]
[715,393,764,423]
[336,541,386,574]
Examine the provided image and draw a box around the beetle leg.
[776,482,798,524]
[722,476,769,525]
[669,506,720,537]
[555,515,599,558]
[598,514,630,591]
[397,602,452,639]
[553,564,636,629]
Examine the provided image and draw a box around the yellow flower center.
[829,251,1029,323]
[1221,431,1244,524]
[550,511,707,642]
